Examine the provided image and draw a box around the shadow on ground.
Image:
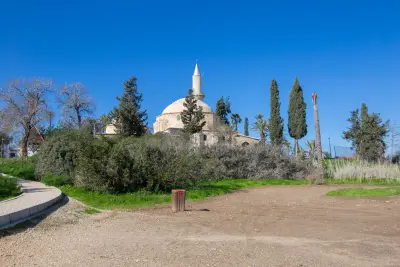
[0,194,69,238]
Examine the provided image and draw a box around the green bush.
[35,130,117,180]
[36,130,313,193]
[76,135,209,193]
[0,157,36,180]
[41,174,72,187]
[0,177,21,200]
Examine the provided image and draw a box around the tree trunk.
[295,139,299,157]
[312,93,323,167]
[21,136,29,158]
[76,107,81,129]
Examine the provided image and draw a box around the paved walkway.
[0,176,62,229]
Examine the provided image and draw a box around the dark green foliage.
[0,157,36,180]
[359,113,389,161]
[230,113,242,132]
[0,177,21,200]
[288,78,307,153]
[343,109,361,151]
[361,103,368,126]
[36,130,314,194]
[181,89,206,134]
[111,77,148,137]
[269,79,284,146]
[35,130,112,179]
[244,117,249,136]
[343,104,389,161]
[215,96,231,125]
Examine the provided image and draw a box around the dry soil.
[1,185,399,267]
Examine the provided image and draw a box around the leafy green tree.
[288,78,307,156]
[252,114,268,144]
[111,77,148,137]
[216,96,231,125]
[230,113,242,132]
[244,117,249,136]
[181,89,206,134]
[359,113,389,161]
[343,109,362,152]
[343,104,389,161]
[269,79,284,146]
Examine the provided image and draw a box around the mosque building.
[153,63,259,146]
[106,63,259,146]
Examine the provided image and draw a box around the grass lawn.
[60,179,308,210]
[325,178,400,186]
[327,187,400,197]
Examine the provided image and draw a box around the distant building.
[105,63,259,146]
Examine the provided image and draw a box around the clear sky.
[1,0,399,152]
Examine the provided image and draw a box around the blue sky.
[1,0,399,151]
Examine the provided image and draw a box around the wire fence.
[333,146,355,158]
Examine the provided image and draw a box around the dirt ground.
[1,185,400,267]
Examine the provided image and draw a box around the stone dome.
[162,98,212,114]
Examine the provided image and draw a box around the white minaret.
[192,63,204,101]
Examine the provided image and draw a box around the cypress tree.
[215,96,231,125]
[288,77,307,156]
[361,103,368,126]
[269,79,284,146]
[112,77,148,136]
[244,117,249,136]
[181,89,206,134]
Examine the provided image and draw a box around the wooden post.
[172,189,186,212]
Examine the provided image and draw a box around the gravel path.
[1,185,400,267]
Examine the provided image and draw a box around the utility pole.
[328,137,332,158]
[390,121,398,162]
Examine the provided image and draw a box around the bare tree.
[58,82,94,129]
[0,78,52,157]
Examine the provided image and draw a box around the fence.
[333,146,355,158]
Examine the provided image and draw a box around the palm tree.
[305,140,316,161]
[230,113,242,132]
[252,114,268,144]
[312,93,323,166]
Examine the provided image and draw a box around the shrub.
[36,130,313,193]
[35,130,116,180]
[203,144,313,179]
[0,177,21,199]
[0,157,36,180]
[76,135,209,193]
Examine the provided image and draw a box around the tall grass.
[325,160,400,183]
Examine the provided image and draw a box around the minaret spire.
[192,62,204,101]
